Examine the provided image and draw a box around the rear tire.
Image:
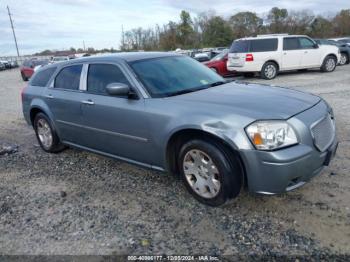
[321,55,337,72]
[33,113,65,153]
[339,53,349,65]
[261,62,278,80]
[178,139,242,206]
[21,72,28,81]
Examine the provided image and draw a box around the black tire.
[21,72,28,81]
[33,113,65,153]
[261,62,278,80]
[178,139,242,206]
[321,55,337,72]
[339,52,349,66]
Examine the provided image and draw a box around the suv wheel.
[321,55,337,72]
[178,139,242,206]
[339,53,349,65]
[261,62,278,80]
[34,113,65,153]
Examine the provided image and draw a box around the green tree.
[310,16,333,38]
[229,12,262,38]
[333,9,350,36]
[177,10,195,48]
[202,16,233,46]
[267,7,289,33]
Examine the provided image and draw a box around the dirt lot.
[0,66,349,258]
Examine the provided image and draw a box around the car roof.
[236,34,308,41]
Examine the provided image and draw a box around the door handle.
[283,52,287,55]
[304,51,308,53]
[81,100,94,105]
[46,94,54,99]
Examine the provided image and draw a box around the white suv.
[227,34,341,79]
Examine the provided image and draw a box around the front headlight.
[245,121,298,150]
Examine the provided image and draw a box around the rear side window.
[55,64,82,90]
[30,67,57,87]
[87,64,130,95]
[250,38,278,52]
[230,40,249,53]
[283,38,300,50]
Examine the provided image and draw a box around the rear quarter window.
[229,40,249,53]
[30,67,57,87]
[250,38,278,52]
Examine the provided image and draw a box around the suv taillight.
[246,54,254,62]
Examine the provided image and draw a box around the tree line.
[120,7,350,51]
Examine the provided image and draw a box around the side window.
[299,37,315,49]
[55,64,82,90]
[250,38,278,52]
[30,67,57,87]
[87,64,130,95]
[283,38,300,50]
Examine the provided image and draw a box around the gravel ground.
[0,67,349,259]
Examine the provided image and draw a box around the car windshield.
[53,57,68,61]
[211,49,228,61]
[130,56,225,98]
[338,39,350,44]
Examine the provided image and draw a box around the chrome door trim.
[56,119,148,142]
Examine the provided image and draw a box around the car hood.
[167,81,321,120]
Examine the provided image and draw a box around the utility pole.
[7,6,20,57]
[83,40,86,51]
[121,24,125,50]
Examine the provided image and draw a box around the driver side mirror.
[106,83,138,99]
[313,43,319,49]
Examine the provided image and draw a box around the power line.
[7,5,20,57]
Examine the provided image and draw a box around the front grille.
[311,114,335,152]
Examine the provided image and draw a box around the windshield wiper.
[209,80,226,87]
[166,88,200,97]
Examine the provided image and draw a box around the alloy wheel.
[264,64,276,79]
[37,118,53,149]
[325,58,336,71]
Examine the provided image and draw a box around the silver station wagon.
[22,52,338,206]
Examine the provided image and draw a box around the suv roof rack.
[256,34,289,37]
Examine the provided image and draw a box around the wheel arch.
[263,60,280,71]
[165,128,247,187]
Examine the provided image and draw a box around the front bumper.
[240,139,338,194]
[239,100,337,194]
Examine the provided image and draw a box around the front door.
[79,63,153,165]
[298,37,321,68]
[281,37,303,70]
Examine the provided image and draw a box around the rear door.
[79,63,153,164]
[43,64,86,144]
[281,37,304,70]
[298,37,321,67]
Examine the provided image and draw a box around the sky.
[0,0,349,56]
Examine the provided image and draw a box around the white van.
[227,34,340,79]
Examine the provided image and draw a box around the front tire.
[34,113,65,153]
[261,62,278,80]
[178,139,242,206]
[321,55,337,72]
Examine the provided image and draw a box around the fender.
[29,98,62,138]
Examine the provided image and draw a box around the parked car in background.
[51,56,70,63]
[10,60,19,68]
[194,53,210,62]
[0,60,11,69]
[204,49,235,77]
[315,39,350,65]
[227,34,340,79]
[20,59,49,81]
[0,62,5,70]
[328,37,350,47]
[22,52,338,206]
